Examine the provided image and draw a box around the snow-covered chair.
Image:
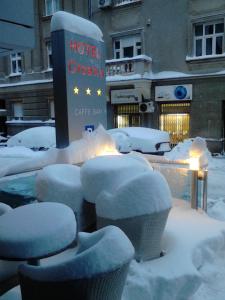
[11,226,134,300]
[80,153,152,204]
[0,203,22,296]
[96,171,172,261]
[36,164,95,232]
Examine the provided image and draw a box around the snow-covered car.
[7,126,56,150]
[108,127,171,154]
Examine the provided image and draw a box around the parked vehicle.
[108,127,171,154]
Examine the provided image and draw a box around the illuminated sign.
[51,12,107,148]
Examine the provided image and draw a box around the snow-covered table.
[0,202,76,265]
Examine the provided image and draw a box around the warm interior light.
[97,145,121,156]
[189,157,199,171]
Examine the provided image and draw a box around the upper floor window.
[44,0,60,16]
[46,41,53,69]
[114,35,142,59]
[10,52,22,75]
[194,21,224,57]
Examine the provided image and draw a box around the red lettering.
[77,42,85,55]
[87,67,93,76]
[68,59,76,73]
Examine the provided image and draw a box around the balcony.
[106,55,152,78]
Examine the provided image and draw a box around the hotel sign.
[51,12,107,148]
[111,89,141,104]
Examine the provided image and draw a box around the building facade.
[0,0,225,152]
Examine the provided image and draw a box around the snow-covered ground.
[1,129,225,300]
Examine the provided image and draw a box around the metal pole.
[191,170,198,209]
[202,170,208,212]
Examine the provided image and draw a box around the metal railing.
[106,55,152,77]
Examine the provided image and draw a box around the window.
[114,35,142,59]
[10,52,22,75]
[44,0,60,16]
[12,102,23,120]
[46,41,53,69]
[194,21,224,57]
[50,99,55,119]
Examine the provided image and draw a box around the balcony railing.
[114,0,142,7]
[106,55,152,77]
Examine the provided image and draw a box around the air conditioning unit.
[98,0,112,9]
[139,102,154,113]
[155,84,192,101]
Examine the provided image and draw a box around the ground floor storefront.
[0,75,225,153]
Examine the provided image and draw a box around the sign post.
[51,11,107,148]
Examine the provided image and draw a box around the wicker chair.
[0,203,21,296]
[96,171,172,261]
[17,226,134,300]
[98,209,170,261]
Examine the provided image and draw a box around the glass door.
[160,103,190,145]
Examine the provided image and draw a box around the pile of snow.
[19,226,134,281]
[36,164,82,210]
[0,202,76,259]
[81,153,152,204]
[51,11,103,42]
[122,199,225,300]
[165,137,211,168]
[96,171,172,219]
[7,126,56,149]
[0,125,118,177]
[0,146,40,158]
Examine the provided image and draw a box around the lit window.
[45,0,60,16]
[194,21,224,57]
[46,41,53,69]
[10,52,22,75]
[12,102,23,120]
[113,35,142,59]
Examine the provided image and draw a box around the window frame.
[46,41,53,70]
[10,52,22,75]
[12,101,23,120]
[113,35,142,59]
[44,0,60,16]
[193,20,224,57]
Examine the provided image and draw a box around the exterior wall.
[0,0,88,136]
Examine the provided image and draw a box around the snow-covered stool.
[0,203,22,296]
[12,226,135,300]
[96,171,172,261]
[36,164,95,231]
[80,153,152,206]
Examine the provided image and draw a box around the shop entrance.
[114,104,140,128]
[159,102,190,145]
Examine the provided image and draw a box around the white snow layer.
[165,137,211,167]
[7,126,56,149]
[0,202,76,259]
[36,164,83,211]
[19,226,134,281]
[51,11,103,42]
[122,199,225,300]
[80,154,152,204]
[0,125,117,177]
[96,170,172,219]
